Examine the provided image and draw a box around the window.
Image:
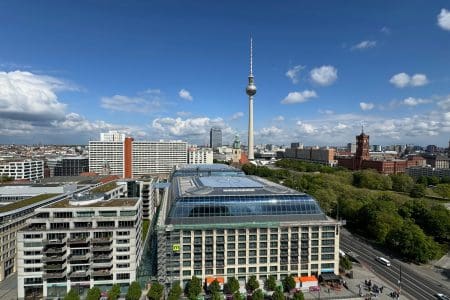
[227,268,235,274]
[321,254,335,260]
[116,263,130,268]
[183,270,191,276]
[321,263,334,269]
[77,211,94,217]
[54,212,73,218]
[120,210,136,216]
[259,266,267,272]
[227,258,235,264]
[117,231,130,236]
[117,247,130,252]
[116,255,130,260]
[238,258,246,264]
[100,211,117,217]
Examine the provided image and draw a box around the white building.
[0,160,44,181]
[100,131,125,142]
[89,135,187,178]
[187,147,213,164]
[17,194,143,299]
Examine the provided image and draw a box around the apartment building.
[0,160,44,181]
[187,147,213,164]
[17,194,143,299]
[89,135,187,178]
[156,165,340,288]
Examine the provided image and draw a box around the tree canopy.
[108,284,121,300]
[147,282,164,300]
[186,276,202,300]
[64,290,80,300]
[86,287,101,300]
[126,281,142,300]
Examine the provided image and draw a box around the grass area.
[0,193,60,213]
[142,219,150,241]
[91,181,117,193]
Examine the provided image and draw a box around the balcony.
[92,253,112,260]
[91,261,113,268]
[69,270,90,279]
[91,237,112,244]
[44,246,67,255]
[42,254,66,263]
[43,271,66,280]
[44,263,66,270]
[68,253,91,262]
[68,236,91,244]
[92,245,112,252]
[92,269,111,276]
[44,238,67,246]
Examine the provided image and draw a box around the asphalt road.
[340,229,450,300]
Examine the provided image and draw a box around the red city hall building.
[337,131,425,174]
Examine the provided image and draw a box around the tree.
[86,287,101,300]
[282,275,296,292]
[434,184,450,199]
[186,276,202,300]
[292,291,305,300]
[64,289,80,300]
[226,277,240,295]
[168,282,183,300]
[108,284,121,300]
[246,275,259,293]
[265,275,277,291]
[147,282,164,300]
[252,289,264,300]
[410,184,426,198]
[272,287,285,300]
[340,255,352,270]
[390,173,414,193]
[211,292,222,300]
[209,279,221,294]
[126,281,142,300]
[232,292,243,300]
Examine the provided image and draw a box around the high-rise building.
[17,188,143,299]
[49,157,89,177]
[209,128,222,150]
[156,164,340,288]
[100,131,125,142]
[89,134,187,178]
[187,147,213,164]
[0,160,44,181]
[246,38,256,160]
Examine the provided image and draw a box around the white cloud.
[274,115,285,122]
[437,96,450,110]
[380,27,391,34]
[0,70,70,121]
[389,72,428,88]
[318,109,334,115]
[410,74,429,86]
[258,126,283,136]
[296,121,317,134]
[231,112,244,120]
[177,111,192,117]
[352,40,377,50]
[310,66,337,86]
[101,95,161,113]
[438,8,450,31]
[360,102,375,111]
[179,89,193,101]
[402,97,431,106]
[152,116,226,137]
[285,65,304,84]
[281,90,317,104]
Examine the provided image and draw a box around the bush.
[64,289,80,300]
[147,282,164,300]
[86,287,101,300]
[126,281,142,300]
[108,284,121,300]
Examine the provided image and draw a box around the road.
[340,229,450,300]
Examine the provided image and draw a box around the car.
[375,256,391,266]
[435,293,450,300]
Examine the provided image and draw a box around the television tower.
[246,37,257,160]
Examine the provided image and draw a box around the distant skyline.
[0,1,449,146]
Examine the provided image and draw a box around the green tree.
[126,281,142,300]
[390,173,414,193]
[428,176,440,185]
[340,255,352,270]
[386,220,442,263]
[265,275,277,291]
[186,276,202,300]
[209,280,221,294]
[416,176,428,186]
[246,275,259,293]
[168,282,182,300]
[282,275,296,292]
[147,282,164,300]
[232,292,243,300]
[86,287,101,300]
[292,291,305,300]
[434,184,450,199]
[108,284,121,300]
[353,170,392,190]
[252,289,264,300]
[226,277,240,295]
[211,292,222,300]
[272,286,285,300]
[410,184,426,198]
[64,289,80,300]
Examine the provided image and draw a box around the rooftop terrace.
[47,197,138,209]
[0,193,60,213]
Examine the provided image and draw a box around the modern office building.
[89,134,187,178]
[406,166,450,180]
[0,160,44,181]
[209,128,222,150]
[17,193,143,299]
[188,147,213,165]
[47,157,89,177]
[100,131,126,142]
[284,146,337,166]
[156,165,340,288]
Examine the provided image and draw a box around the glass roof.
[198,176,263,188]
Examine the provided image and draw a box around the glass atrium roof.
[170,164,245,179]
[198,176,263,188]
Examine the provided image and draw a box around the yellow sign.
[172,244,180,252]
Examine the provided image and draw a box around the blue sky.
[0,0,449,146]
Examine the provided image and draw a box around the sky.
[0,0,450,147]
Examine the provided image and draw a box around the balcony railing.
[91,237,112,244]
[43,271,66,279]
[68,253,91,261]
[92,269,111,276]
[44,246,67,255]
[43,238,67,245]
[42,255,66,263]
[44,262,67,270]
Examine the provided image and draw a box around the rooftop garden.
[0,193,60,213]
[90,181,118,193]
